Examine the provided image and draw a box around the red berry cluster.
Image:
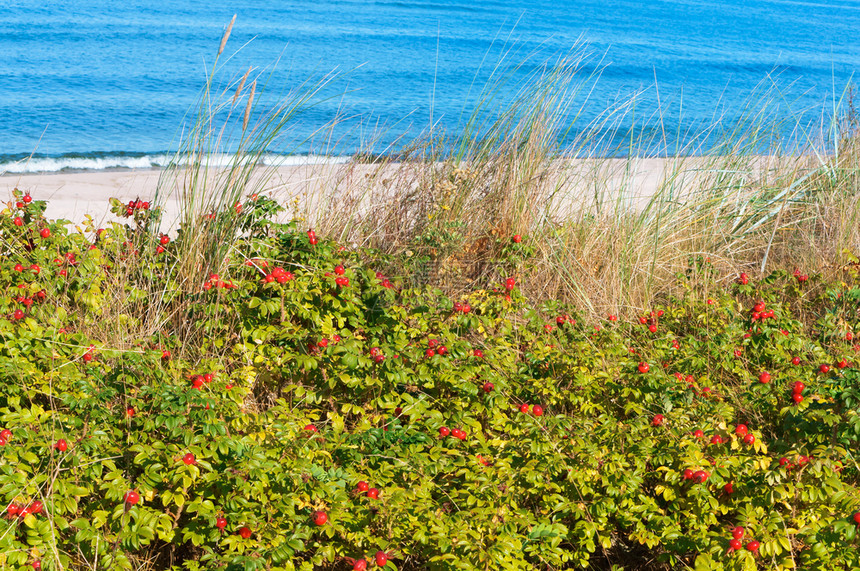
[12,289,47,320]
[190,372,216,389]
[793,268,809,282]
[202,273,237,291]
[727,527,758,554]
[750,301,775,322]
[638,310,663,333]
[778,454,811,471]
[4,498,43,521]
[737,272,749,285]
[791,380,805,404]
[354,480,381,499]
[681,468,710,483]
[425,339,449,357]
[308,334,341,354]
[518,403,544,417]
[453,301,471,313]
[438,426,467,440]
[375,271,393,289]
[735,424,756,445]
[261,266,293,284]
[307,229,318,245]
[350,551,389,569]
[369,346,385,364]
[122,198,150,217]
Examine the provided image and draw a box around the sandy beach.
[0,157,707,227]
[1,154,801,235]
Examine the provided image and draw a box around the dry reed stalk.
[242,80,256,132]
[218,15,236,56]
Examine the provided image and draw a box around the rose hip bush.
[0,192,858,570]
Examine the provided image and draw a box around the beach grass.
[44,30,857,356]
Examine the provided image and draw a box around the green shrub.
[0,192,858,570]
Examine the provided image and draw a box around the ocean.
[1,0,858,172]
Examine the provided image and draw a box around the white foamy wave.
[0,153,353,174]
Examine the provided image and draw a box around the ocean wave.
[0,153,353,174]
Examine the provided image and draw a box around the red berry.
[375,551,389,567]
[356,481,369,492]
[638,362,650,374]
[22,194,32,204]
[353,560,368,571]
[182,453,196,465]
[758,371,771,384]
[692,429,704,438]
[55,439,68,452]
[334,265,345,275]
[743,433,755,445]
[791,356,801,366]
[746,541,760,552]
[125,490,140,506]
[438,426,450,438]
[512,234,522,243]
[504,277,515,290]
[303,424,318,433]
[729,539,742,551]
[366,488,379,499]
[853,512,860,525]
[838,358,848,369]
[29,501,42,515]
[482,382,494,393]
[692,470,709,483]
[732,526,745,540]
[532,405,544,417]
[312,510,328,526]
[682,468,693,480]
[792,393,803,404]
[734,424,748,437]
[723,481,734,494]
[39,228,50,239]
[819,364,830,374]
[519,403,530,414]
[216,516,227,529]
[648,324,657,333]
[710,435,723,445]
[159,235,170,245]
[13,217,23,226]
[651,414,664,427]
[239,526,252,539]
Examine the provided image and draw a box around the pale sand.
[0,156,794,232]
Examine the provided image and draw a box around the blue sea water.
[0,0,858,171]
